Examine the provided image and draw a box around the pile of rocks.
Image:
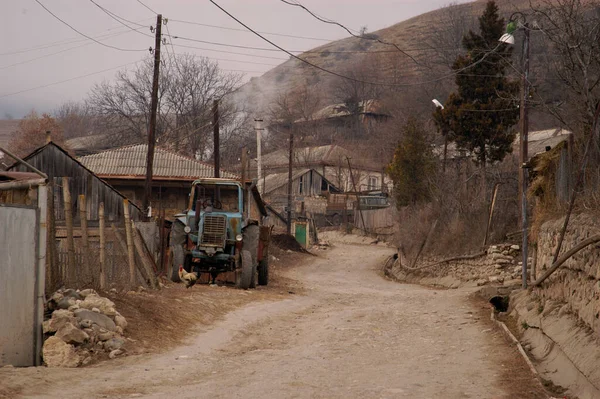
[42,288,128,367]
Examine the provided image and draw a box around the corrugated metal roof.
[79,144,238,180]
[260,168,311,195]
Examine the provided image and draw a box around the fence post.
[46,180,57,290]
[99,202,106,290]
[62,177,76,283]
[78,195,92,283]
[123,199,136,285]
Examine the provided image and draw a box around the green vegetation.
[434,1,519,166]
[387,118,437,207]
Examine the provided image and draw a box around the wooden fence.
[354,206,397,236]
[46,179,158,293]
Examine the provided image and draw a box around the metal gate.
[0,203,45,366]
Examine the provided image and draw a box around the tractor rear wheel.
[235,250,253,290]
[258,256,269,286]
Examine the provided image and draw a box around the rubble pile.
[42,288,128,367]
[386,243,533,288]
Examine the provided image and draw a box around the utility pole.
[346,157,367,234]
[287,127,294,235]
[213,99,220,178]
[143,13,162,218]
[519,26,530,289]
[255,119,263,193]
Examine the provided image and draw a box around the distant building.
[79,144,238,218]
[258,144,391,194]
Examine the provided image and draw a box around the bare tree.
[532,0,600,131]
[54,101,95,139]
[87,53,244,158]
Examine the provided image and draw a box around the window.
[368,176,379,190]
[299,175,304,194]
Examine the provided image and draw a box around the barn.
[8,141,143,223]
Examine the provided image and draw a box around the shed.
[8,141,142,223]
[79,144,238,218]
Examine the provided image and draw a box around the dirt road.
[2,242,547,398]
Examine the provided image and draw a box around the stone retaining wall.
[533,213,600,335]
[386,243,525,288]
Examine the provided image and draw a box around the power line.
[278,0,422,66]
[169,18,335,42]
[209,0,505,88]
[0,19,154,56]
[0,27,151,70]
[0,29,141,71]
[171,43,287,60]
[33,0,147,52]
[0,60,144,98]
[136,0,157,15]
[88,0,153,38]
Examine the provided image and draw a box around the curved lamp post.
[499,11,530,289]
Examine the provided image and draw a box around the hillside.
[232,0,555,129]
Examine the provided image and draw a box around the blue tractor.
[168,178,270,289]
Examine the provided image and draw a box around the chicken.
[179,266,198,288]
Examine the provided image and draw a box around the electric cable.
[0,60,145,98]
[169,18,335,42]
[279,0,422,66]
[209,0,507,88]
[136,0,158,15]
[89,0,153,37]
[33,0,147,52]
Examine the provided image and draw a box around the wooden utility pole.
[346,157,367,233]
[213,99,220,178]
[255,119,263,191]
[241,146,247,218]
[519,26,530,289]
[287,128,294,235]
[143,13,162,218]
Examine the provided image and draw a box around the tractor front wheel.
[235,250,253,290]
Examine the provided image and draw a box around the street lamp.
[499,12,530,289]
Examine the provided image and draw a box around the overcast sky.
[0,0,471,119]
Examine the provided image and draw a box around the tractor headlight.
[184,226,191,234]
[235,234,243,242]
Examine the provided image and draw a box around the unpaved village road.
[3,243,546,399]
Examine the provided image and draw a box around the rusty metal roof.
[79,144,238,180]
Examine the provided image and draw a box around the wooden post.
[99,202,106,290]
[46,180,57,290]
[123,199,136,286]
[112,223,147,287]
[62,177,76,283]
[483,183,500,247]
[78,195,92,282]
[132,224,159,289]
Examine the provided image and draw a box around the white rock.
[56,322,89,345]
[80,294,116,316]
[43,336,80,368]
[114,312,128,330]
[109,349,124,359]
[510,244,520,250]
[79,289,97,298]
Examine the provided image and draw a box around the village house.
[257,144,392,194]
[78,143,238,218]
